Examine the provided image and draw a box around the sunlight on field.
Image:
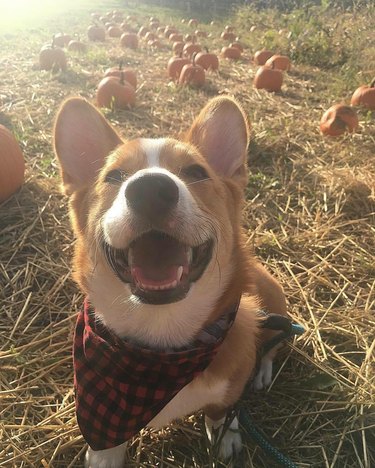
[0,0,94,31]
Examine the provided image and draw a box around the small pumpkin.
[229,41,244,53]
[164,26,178,39]
[195,48,219,71]
[39,42,67,72]
[144,31,157,41]
[188,19,198,27]
[0,124,25,203]
[254,49,274,65]
[120,33,138,49]
[220,31,236,42]
[183,42,202,59]
[351,79,375,110]
[108,26,122,38]
[138,26,150,37]
[87,25,105,41]
[184,34,196,43]
[167,54,191,81]
[179,54,205,87]
[148,39,162,49]
[172,41,185,55]
[53,33,71,48]
[96,74,136,109]
[253,66,283,92]
[104,62,137,89]
[320,104,359,136]
[67,39,87,53]
[169,33,183,43]
[225,25,234,32]
[265,54,291,71]
[195,30,208,38]
[221,46,241,60]
[149,21,159,30]
[121,22,136,33]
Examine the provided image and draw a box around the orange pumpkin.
[87,25,105,41]
[265,54,291,71]
[179,56,205,87]
[120,33,138,49]
[229,41,244,53]
[104,63,137,89]
[225,25,234,32]
[188,19,198,27]
[148,39,162,49]
[220,31,236,42]
[254,49,274,65]
[0,124,25,203]
[138,26,150,37]
[164,26,178,39]
[183,42,202,58]
[53,33,71,47]
[253,66,283,92]
[39,43,67,72]
[221,46,241,60]
[67,39,87,53]
[121,22,136,33]
[96,75,136,109]
[172,41,185,55]
[195,30,208,38]
[108,26,122,38]
[169,33,183,43]
[320,104,359,136]
[144,31,157,41]
[351,79,375,110]
[195,48,219,71]
[184,34,196,43]
[167,55,191,81]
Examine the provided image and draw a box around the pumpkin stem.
[120,71,125,85]
[370,78,375,88]
[119,60,123,71]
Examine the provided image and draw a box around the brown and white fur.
[54,96,287,467]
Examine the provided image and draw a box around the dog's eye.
[182,164,209,181]
[105,169,126,184]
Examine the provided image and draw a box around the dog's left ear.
[186,96,250,187]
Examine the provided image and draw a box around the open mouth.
[103,231,213,304]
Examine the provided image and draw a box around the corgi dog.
[54,96,287,468]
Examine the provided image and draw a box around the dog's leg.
[84,442,127,468]
[205,409,242,460]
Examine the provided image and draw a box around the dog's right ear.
[54,98,122,195]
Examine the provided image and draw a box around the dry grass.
[0,1,374,467]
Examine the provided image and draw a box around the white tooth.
[177,266,183,282]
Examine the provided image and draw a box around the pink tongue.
[132,266,180,287]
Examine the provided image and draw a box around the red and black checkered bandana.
[73,298,240,450]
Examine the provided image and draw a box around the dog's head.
[54,96,250,348]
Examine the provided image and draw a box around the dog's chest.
[148,376,229,429]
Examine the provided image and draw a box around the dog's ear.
[186,96,250,187]
[54,97,122,195]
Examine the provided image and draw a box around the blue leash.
[239,315,305,467]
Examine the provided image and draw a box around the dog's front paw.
[205,415,242,460]
[84,443,127,468]
[253,357,273,391]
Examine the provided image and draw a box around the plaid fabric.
[74,298,240,450]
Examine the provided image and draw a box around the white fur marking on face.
[140,138,167,167]
[205,415,242,460]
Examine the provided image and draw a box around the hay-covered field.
[0,0,374,466]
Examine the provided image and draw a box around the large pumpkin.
[0,125,25,202]
[254,49,274,65]
[253,66,283,92]
[265,54,291,71]
[351,79,375,110]
[195,48,219,71]
[320,104,359,136]
[96,75,136,109]
[178,56,205,87]
[39,43,67,72]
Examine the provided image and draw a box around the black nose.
[125,173,179,219]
